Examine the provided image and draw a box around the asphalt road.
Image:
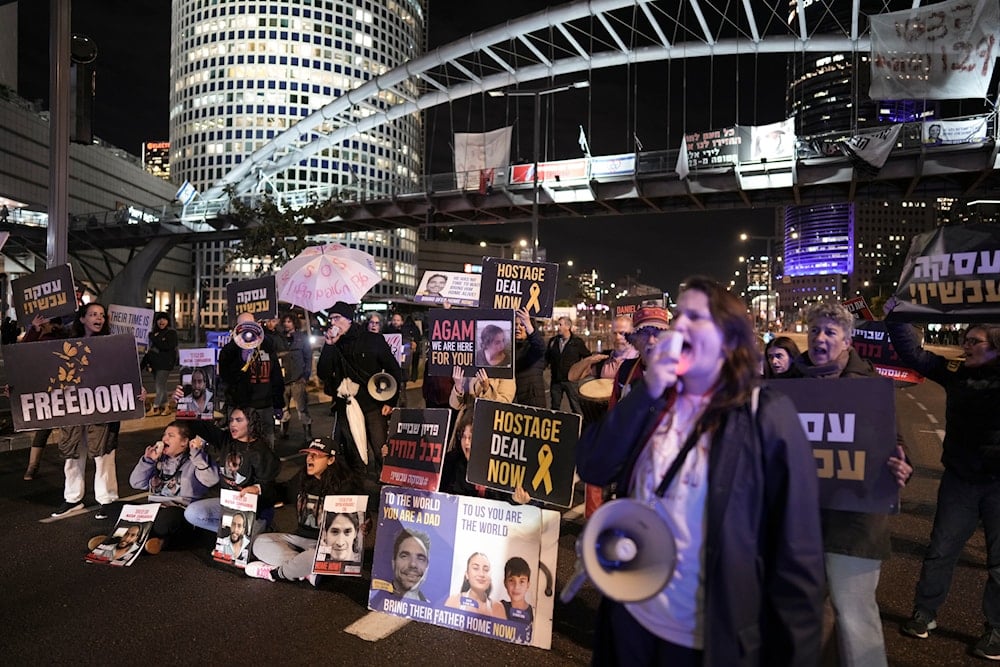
[0,363,994,666]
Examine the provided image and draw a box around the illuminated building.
[170,0,426,327]
[142,141,171,181]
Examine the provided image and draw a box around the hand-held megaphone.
[367,372,398,402]
[233,321,264,350]
[560,498,676,604]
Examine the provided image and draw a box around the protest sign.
[426,308,515,378]
[613,294,667,320]
[369,487,560,649]
[4,334,144,431]
[383,332,404,364]
[381,408,452,491]
[853,321,924,384]
[766,378,900,513]
[467,400,580,508]
[312,495,369,575]
[213,489,257,568]
[226,275,277,325]
[85,503,159,567]
[479,258,559,318]
[108,304,155,358]
[11,264,76,327]
[890,223,1000,322]
[414,270,481,307]
[176,348,217,419]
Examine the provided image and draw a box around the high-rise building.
[169,0,427,328]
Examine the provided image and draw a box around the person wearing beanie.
[316,301,405,478]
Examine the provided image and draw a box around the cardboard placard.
[426,309,515,379]
[479,257,559,318]
[12,264,76,327]
[381,408,452,491]
[226,275,277,325]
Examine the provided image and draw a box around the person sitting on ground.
[182,406,280,537]
[126,421,219,553]
[245,437,366,584]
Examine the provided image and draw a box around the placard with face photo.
[368,486,560,649]
[176,349,217,420]
[213,489,257,569]
[312,495,369,576]
[84,503,160,567]
[414,270,482,307]
[426,309,515,379]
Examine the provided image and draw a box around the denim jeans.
[825,552,887,667]
[914,469,1000,628]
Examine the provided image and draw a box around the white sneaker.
[244,561,276,581]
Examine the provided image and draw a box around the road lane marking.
[345,611,411,641]
[917,429,945,443]
[926,414,938,424]
[915,402,927,411]
[39,492,149,524]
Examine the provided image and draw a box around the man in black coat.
[218,312,285,449]
[545,316,589,413]
[317,301,404,476]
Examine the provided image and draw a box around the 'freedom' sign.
[467,399,581,507]
[4,334,144,430]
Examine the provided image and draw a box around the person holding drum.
[569,314,639,516]
[576,275,824,665]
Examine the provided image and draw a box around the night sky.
[15,0,779,294]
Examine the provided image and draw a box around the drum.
[577,377,613,426]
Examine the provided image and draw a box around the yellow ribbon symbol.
[531,444,554,494]
[523,282,541,313]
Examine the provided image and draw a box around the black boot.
[303,424,312,443]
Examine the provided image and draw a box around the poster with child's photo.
[213,489,257,568]
[176,348,216,419]
[312,495,369,576]
[85,503,160,567]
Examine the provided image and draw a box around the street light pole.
[489,80,590,261]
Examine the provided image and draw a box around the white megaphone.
[232,321,264,350]
[367,372,398,402]
[560,498,677,603]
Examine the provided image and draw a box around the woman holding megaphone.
[576,276,824,666]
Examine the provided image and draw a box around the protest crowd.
[4,226,1000,666]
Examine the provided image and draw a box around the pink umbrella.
[275,244,381,311]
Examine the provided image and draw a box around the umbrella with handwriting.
[275,244,381,311]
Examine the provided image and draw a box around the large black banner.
[890,223,1000,323]
[765,377,900,514]
[479,258,559,318]
[4,334,144,430]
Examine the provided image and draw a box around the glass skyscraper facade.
[170,0,426,327]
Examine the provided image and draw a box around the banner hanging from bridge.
[889,223,1000,322]
[922,115,990,145]
[869,0,1000,100]
[454,127,512,190]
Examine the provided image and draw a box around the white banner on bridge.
[869,0,1000,100]
[843,124,902,171]
[454,127,512,190]
[922,115,990,145]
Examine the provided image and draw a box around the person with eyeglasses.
[884,299,1000,659]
